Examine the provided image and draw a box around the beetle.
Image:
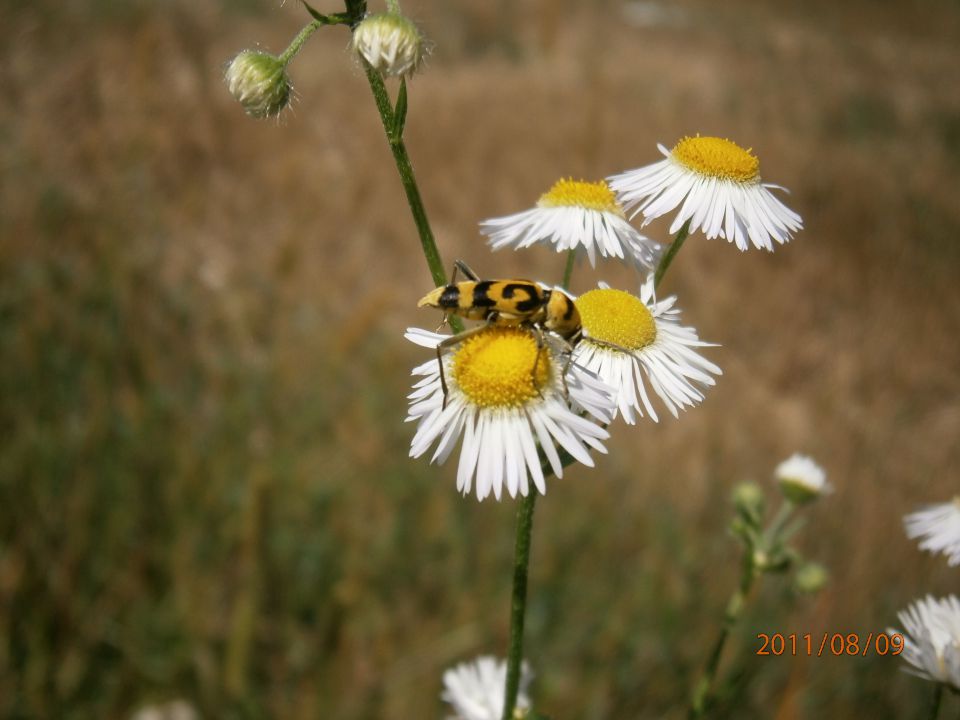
[418,261,583,406]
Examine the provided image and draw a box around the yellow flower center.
[671,136,760,183]
[452,327,551,408]
[576,288,656,350]
[538,178,624,215]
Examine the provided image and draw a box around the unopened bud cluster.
[729,455,831,593]
[352,11,426,78]
[225,50,292,119]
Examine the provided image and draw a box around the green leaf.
[299,1,351,26]
[299,0,329,23]
[393,78,408,139]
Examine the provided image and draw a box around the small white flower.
[441,656,532,720]
[130,700,198,720]
[479,178,660,270]
[609,136,803,251]
[224,49,291,119]
[571,276,720,424]
[774,454,830,504]
[905,499,960,566]
[888,595,960,691]
[406,325,615,501]
[352,12,427,78]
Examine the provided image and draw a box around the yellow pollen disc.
[537,178,624,215]
[576,288,656,351]
[671,136,760,183]
[452,327,551,408]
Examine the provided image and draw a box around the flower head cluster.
[441,656,532,720]
[406,136,806,499]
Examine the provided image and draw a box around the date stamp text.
[756,633,904,657]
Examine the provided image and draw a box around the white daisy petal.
[480,178,660,270]
[609,136,802,251]
[441,656,533,720]
[888,595,960,691]
[904,499,960,566]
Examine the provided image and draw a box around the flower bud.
[774,453,830,505]
[352,12,426,78]
[732,481,765,525]
[225,49,291,119]
[794,562,829,594]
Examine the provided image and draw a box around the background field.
[2,0,959,718]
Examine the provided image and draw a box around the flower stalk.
[688,551,758,718]
[654,220,690,290]
[927,684,943,720]
[278,19,325,65]
[502,493,537,720]
[359,59,449,291]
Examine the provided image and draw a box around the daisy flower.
[608,136,803,251]
[571,275,720,424]
[774,454,831,504]
[888,595,960,691]
[405,325,615,501]
[904,498,960,566]
[441,656,532,720]
[479,178,660,270]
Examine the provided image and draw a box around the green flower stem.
[654,220,691,290]
[501,250,578,718]
[386,0,401,11]
[279,20,324,65]
[765,501,794,545]
[927,684,943,720]
[689,549,758,718]
[358,58,455,291]
[561,249,576,290]
[503,491,537,720]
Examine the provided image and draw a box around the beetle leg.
[434,323,496,409]
[453,259,481,282]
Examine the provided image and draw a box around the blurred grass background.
[2,0,959,717]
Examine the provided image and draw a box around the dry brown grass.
[2,0,959,717]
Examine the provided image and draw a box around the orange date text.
[756,632,904,657]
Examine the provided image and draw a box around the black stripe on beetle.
[438,285,462,308]
[472,281,498,308]
[505,284,542,313]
